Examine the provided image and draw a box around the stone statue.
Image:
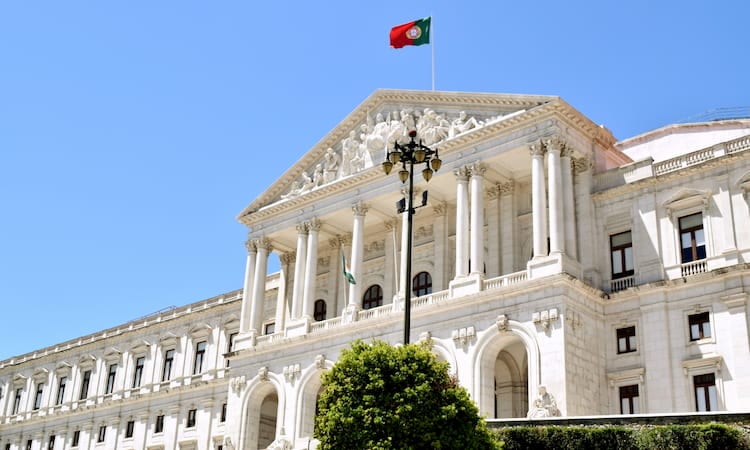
[527,385,561,418]
[281,181,301,200]
[341,130,360,176]
[418,108,450,146]
[323,147,339,183]
[300,171,314,192]
[449,111,482,138]
[312,163,324,188]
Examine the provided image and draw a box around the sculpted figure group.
[281,109,485,200]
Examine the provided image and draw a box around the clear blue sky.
[1,1,747,360]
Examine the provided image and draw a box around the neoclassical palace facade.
[2,90,750,450]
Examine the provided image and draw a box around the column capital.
[543,135,566,153]
[256,237,273,252]
[296,222,309,234]
[454,165,470,182]
[352,202,368,216]
[499,181,514,195]
[433,201,448,217]
[280,252,295,266]
[245,239,258,253]
[384,219,399,231]
[529,142,546,157]
[561,144,574,159]
[572,157,593,174]
[469,161,486,177]
[306,218,322,232]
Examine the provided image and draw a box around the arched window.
[314,299,327,322]
[412,271,432,297]
[362,285,383,310]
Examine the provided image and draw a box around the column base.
[285,317,312,337]
[233,330,257,351]
[527,253,582,280]
[449,272,484,298]
[342,303,360,324]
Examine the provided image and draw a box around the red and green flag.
[389,17,431,49]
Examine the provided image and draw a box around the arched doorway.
[474,326,538,419]
[258,393,278,448]
[242,382,281,450]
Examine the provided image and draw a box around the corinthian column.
[530,142,548,259]
[561,144,577,260]
[250,238,272,334]
[469,162,486,275]
[239,239,257,333]
[290,223,308,319]
[349,203,368,306]
[302,219,321,318]
[546,136,565,255]
[275,253,294,333]
[454,166,470,277]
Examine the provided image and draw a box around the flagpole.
[431,15,435,91]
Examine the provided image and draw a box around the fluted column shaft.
[455,167,470,277]
[239,240,257,333]
[349,204,367,306]
[302,220,320,318]
[530,143,548,259]
[561,146,577,260]
[275,253,293,332]
[546,137,564,255]
[469,162,485,275]
[250,239,271,334]
[291,224,308,319]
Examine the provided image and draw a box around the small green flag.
[342,253,356,285]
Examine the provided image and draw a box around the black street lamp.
[382,130,442,344]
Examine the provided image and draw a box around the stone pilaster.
[291,223,308,319]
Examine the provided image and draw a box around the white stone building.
[2,90,750,450]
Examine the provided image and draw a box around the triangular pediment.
[238,89,557,222]
[663,188,711,213]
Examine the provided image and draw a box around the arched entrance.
[473,321,539,419]
[242,381,281,450]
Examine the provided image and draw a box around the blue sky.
[1,1,747,360]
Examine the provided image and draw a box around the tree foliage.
[314,340,500,450]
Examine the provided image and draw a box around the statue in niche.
[449,111,482,138]
[323,147,339,183]
[527,385,561,418]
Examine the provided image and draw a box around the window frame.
[132,356,145,389]
[193,341,207,375]
[56,376,67,405]
[154,414,165,434]
[187,408,197,428]
[313,299,327,322]
[97,425,106,443]
[72,430,80,447]
[79,370,92,401]
[610,231,634,279]
[104,363,118,395]
[33,382,44,410]
[618,384,640,414]
[616,326,637,354]
[162,349,175,382]
[412,271,433,297]
[125,419,135,439]
[12,387,23,415]
[362,284,383,310]
[688,311,712,342]
[694,373,718,412]
[679,212,706,263]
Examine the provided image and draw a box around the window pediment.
[607,367,644,387]
[663,188,710,214]
[55,362,73,374]
[682,353,722,375]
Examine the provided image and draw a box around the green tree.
[314,340,500,450]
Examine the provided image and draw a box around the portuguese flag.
[389,17,431,48]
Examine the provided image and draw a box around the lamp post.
[382,130,442,344]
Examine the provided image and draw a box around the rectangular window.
[689,312,711,341]
[13,387,23,414]
[264,323,275,335]
[34,382,44,410]
[125,420,135,438]
[56,376,67,405]
[679,213,706,263]
[610,231,634,278]
[694,373,718,411]
[97,426,106,443]
[193,341,206,375]
[79,370,91,400]
[187,408,197,428]
[48,435,55,450]
[226,332,238,368]
[132,357,145,388]
[616,326,637,354]
[105,364,117,394]
[155,415,165,433]
[221,402,227,422]
[72,430,80,447]
[619,384,639,414]
[162,349,175,382]
[26,440,31,450]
